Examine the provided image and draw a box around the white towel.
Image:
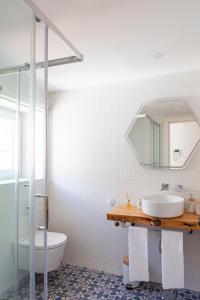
[161,230,184,289]
[129,226,149,282]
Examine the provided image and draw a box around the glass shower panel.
[0,0,33,299]
[18,69,32,298]
[0,73,19,299]
[0,0,80,298]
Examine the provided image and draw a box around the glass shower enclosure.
[0,0,82,299]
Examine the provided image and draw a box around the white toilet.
[19,231,67,273]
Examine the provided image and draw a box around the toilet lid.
[20,231,67,250]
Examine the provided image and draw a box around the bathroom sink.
[142,195,184,218]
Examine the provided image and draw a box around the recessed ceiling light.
[154,52,165,59]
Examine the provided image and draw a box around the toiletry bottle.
[126,192,132,208]
[186,194,196,213]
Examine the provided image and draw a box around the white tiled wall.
[48,69,200,291]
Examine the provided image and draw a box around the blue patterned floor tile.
[1,263,200,299]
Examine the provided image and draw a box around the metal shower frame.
[0,0,83,75]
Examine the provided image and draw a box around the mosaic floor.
[1,264,200,299]
[38,264,200,300]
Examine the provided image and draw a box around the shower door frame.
[25,2,83,299]
[27,2,83,299]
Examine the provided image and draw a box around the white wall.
[170,121,200,166]
[48,69,200,291]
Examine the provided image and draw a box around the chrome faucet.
[161,183,169,191]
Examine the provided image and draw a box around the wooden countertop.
[107,205,200,231]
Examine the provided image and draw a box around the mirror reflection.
[127,100,200,169]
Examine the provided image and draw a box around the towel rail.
[115,221,194,235]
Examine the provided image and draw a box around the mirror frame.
[126,99,200,169]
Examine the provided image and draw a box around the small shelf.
[107,205,200,231]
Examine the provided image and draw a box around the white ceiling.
[33,0,200,91]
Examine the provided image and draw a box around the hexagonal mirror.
[126,100,200,169]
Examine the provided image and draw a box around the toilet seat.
[20,231,67,250]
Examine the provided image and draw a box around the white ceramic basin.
[142,195,184,218]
